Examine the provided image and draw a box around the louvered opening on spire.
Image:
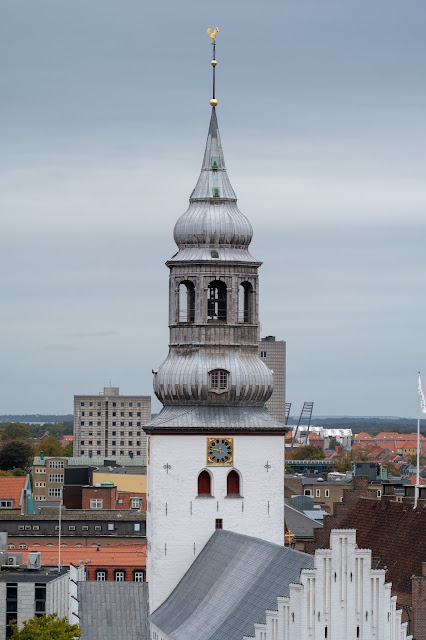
[191,109,237,201]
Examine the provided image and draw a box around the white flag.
[418,375,426,414]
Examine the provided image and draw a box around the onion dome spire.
[172,28,253,254]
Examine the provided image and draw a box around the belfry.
[144,29,286,613]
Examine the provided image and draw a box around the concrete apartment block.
[258,336,286,423]
[73,387,151,460]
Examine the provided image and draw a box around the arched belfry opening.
[238,281,253,323]
[198,470,212,496]
[179,281,195,323]
[207,280,227,322]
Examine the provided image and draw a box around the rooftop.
[0,566,69,582]
[33,456,147,467]
[0,477,27,506]
[18,545,146,568]
[150,530,313,640]
[79,581,149,640]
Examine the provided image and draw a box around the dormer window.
[209,369,229,390]
[211,250,219,259]
[212,187,220,197]
[211,157,219,169]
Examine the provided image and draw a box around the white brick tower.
[145,34,286,613]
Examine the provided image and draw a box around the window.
[121,402,124,407]
[260,351,267,358]
[112,441,116,446]
[96,570,107,581]
[7,544,15,549]
[377,490,382,498]
[6,584,18,638]
[32,525,40,531]
[97,401,101,407]
[34,583,46,617]
[19,544,27,549]
[0,500,13,508]
[134,570,145,582]
[49,488,62,497]
[112,431,116,436]
[136,451,141,456]
[90,499,103,509]
[207,280,227,321]
[209,369,229,391]
[89,411,93,416]
[215,519,223,529]
[129,431,133,436]
[238,281,253,323]
[24,525,31,530]
[227,470,240,496]
[49,474,64,483]
[304,489,312,496]
[198,470,212,496]
[81,421,84,426]
[131,498,141,509]
[81,401,85,406]
[97,450,101,455]
[115,570,125,581]
[112,402,116,407]
[129,402,133,407]
[112,450,116,455]
[82,526,89,531]
[325,489,330,498]
[49,461,64,469]
[68,525,76,531]
[178,280,195,322]
[94,525,102,531]
[316,489,321,497]
[108,523,114,531]
[128,441,132,446]
[134,523,141,532]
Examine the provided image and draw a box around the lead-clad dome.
[173,109,253,250]
[153,350,273,406]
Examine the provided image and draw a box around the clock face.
[207,437,234,465]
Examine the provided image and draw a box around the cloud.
[44,345,79,352]
[64,331,119,339]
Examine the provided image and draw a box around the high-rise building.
[144,104,286,612]
[73,387,151,459]
[258,336,286,423]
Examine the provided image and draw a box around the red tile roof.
[20,544,146,568]
[0,477,26,507]
[335,497,426,596]
[409,475,426,485]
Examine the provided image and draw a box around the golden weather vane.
[206,27,219,107]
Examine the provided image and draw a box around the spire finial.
[206,26,219,107]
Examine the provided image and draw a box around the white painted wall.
[243,529,412,640]
[147,433,284,613]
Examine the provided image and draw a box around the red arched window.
[198,470,211,496]
[227,470,240,496]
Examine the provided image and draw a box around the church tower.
[145,30,286,613]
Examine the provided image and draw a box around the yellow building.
[92,472,146,493]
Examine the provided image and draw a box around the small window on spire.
[212,187,220,198]
[211,157,219,169]
[211,250,219,259]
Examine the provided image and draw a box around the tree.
[35,436,62,457]
[10,614,81,639]
[0,440,34,471]
[62,443,73,457]
[1,423,30,441]
[328,437,338,450]
[287,445,325,460]
[285,464,294,474]
[332,453,353,472]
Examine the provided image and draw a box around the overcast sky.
[1,0,426,417]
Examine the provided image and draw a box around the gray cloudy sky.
[1,0,426,417]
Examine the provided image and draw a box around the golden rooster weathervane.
[206,27,219,107]
[207,26,219,43]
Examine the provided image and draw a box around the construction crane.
[284,402,291,425]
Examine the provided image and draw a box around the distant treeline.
[286,416,423,434]
[0,414,73,423]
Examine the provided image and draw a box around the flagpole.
[415,371,421,509]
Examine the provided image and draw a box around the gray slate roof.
[79,581,149,640]
[284,504,323,539]
[145,405,286,432]
[150,530,314,640]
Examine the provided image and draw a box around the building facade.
[241,529,411,640]
[32,455,146,503]
[144,105,286,613]
[258,336,286,423]
[73,387,151,458]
